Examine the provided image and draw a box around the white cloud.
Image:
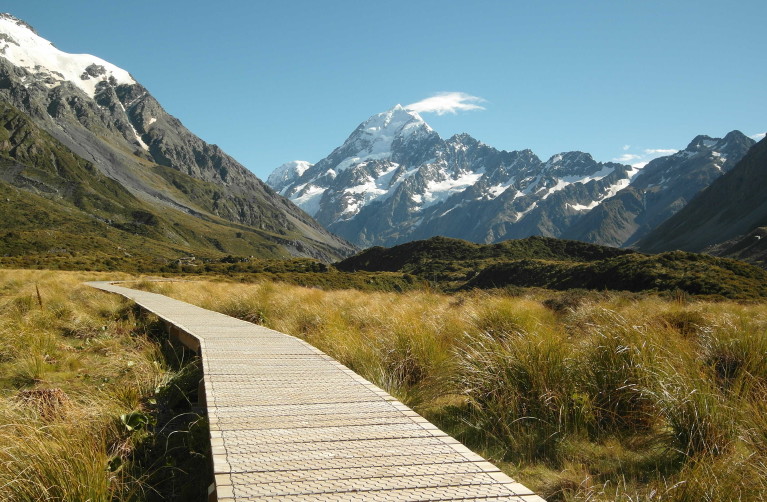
[751,132,766,141]
[644,148,678,155]
[613,146,678,167]
[405,92,487,115]
[613,153,641,163]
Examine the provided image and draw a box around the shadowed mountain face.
[0,13,354,261]
[638,137,767,260]
[269,103,754,249]
[564,131,756,247]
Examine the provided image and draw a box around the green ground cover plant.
[337,236,767,298]
[141,279,767,501]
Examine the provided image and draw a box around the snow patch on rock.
[0,13,135,98]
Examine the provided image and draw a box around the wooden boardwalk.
[88,281,544,502]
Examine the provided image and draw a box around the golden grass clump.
[0,269,165,501]
[0,412,112,501]
[142,278,767,501]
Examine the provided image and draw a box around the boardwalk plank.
[88,281,545,502]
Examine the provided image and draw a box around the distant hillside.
[337,235,632,270]
[336,235,767,299]
[704,227,767,268]
[0,102,342,267]
[639,137,767,256]
[564,131,754,247]
[0,14,354,262]
[465,251,767,299]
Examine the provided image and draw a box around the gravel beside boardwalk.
[88,281,545,501]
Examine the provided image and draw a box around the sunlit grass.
[141,278,767,501]
[0,269,167,501]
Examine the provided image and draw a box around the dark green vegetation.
[5,229,766,299]
[337,235,767,299]
[336,235,632,272]
[157,257,425,293]
[465,251,767,299]
[0,102,349,267]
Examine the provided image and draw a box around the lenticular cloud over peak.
[405,92,486,115]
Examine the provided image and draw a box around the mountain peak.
[0,13,135,98]
[720,130,755,149]
[685,134,717,151]
[0,13,36,34]
[449,132,477,142]
[335,104,434,162]
[683,131,756,155]
[266,160,313,194]
[723,130,747,141]
[365,104,429,132]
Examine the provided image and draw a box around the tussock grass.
[142,278,767,501]
[0,412,113,501]
[456,328,576,461]
[579,310,659,434]
[0,269,173,501]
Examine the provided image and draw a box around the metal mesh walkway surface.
[88,281,545,502]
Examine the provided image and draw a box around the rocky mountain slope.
[270,104,754,249]
[0,100,344,265]
[564,131,755,246]
[638,136,767,258]
[703,227,767,268]
[0,13,353,261]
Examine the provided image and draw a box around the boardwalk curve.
[88,281,545,501]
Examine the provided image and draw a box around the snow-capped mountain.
[0,13,353,260]
[637,135,767,257]
[267,160,313,193]
[0,15,135,98]
[270,104,755,248]
[565,130,755,246]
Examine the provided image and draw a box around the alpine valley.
[0,13,354,267]
[269,105,755,250]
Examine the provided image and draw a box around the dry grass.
[0,269,166,501]
[141,279,767,501]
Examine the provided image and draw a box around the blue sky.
[4,0,766,179]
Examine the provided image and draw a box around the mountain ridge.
[0,13,354,261]
[270,103,753,249]
[638,136,767,255]
[0,100,350,265]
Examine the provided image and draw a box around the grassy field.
[3,267,766,501]
[137,278,767,501]
[0,270,208,501]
